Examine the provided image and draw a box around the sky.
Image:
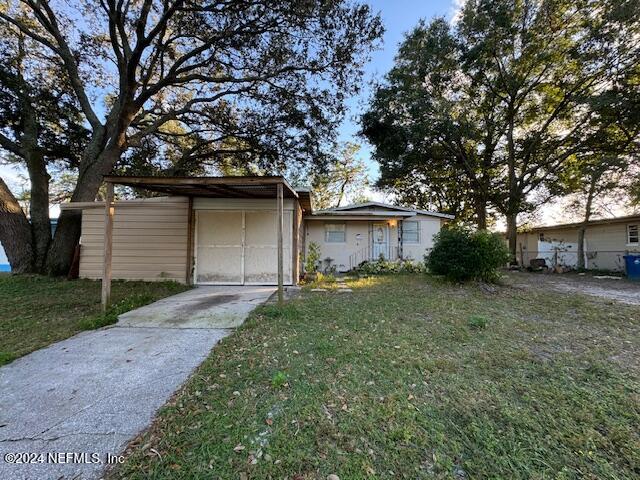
[2,0,628,227]
[337,0,459,201]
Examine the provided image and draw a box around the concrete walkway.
[0,286,275,480]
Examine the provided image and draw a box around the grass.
[111,275,640,479]
[0,273,189,366]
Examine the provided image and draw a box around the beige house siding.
[400,214,441,261]
[79,196,189,283]
[304,214,442,272]
[516,220,640,271]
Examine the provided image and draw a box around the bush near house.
[426,227,510,282]
[304,242,321,275]
[355,257,426,275]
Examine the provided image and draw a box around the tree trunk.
[45,130,122,276]
[0,178,35,273]
[577,226,586,270]
[20,92,51,272]
[24,150,51,272]
[6,45,52,273]
[45,103,134,275]
[506,212,518,265]
[475,193,487,230]
[577,175,597,270]
[505,102,518,264]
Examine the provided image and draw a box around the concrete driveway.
[0,285,275,480]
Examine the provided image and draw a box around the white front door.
[371,222,389,260]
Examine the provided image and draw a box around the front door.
[371,222,389,260]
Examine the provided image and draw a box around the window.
[325,223,346,243]
[402,221,420,244]
[628,224,639,245]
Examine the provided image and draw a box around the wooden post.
[292,202,299,285]
[101,181,114,312]
[185,197,195,285]
[277,182,284,305]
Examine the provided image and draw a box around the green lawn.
[112,275,640,479]
[0,273,189,366]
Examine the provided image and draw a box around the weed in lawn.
[467,315,488,329]
[271,371,288,389]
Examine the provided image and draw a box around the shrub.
[425,227,510,282]
[305,242,321,273]
[355,258,426,275]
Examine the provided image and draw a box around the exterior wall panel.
[79,196,189,282]
[516,221,640,271]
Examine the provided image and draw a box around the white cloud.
[449,0,466,24]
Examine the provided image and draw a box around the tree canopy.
[0,0,383,274]
[362,0,640,259]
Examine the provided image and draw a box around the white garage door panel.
[198,211,243,244]
[195,209,292,285]
[244,211,292,284]
[196,211,243,284]
[196,246,243,283]
[244,247,292,284]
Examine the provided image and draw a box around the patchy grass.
[0,273,189,366]
[112,275,640,479]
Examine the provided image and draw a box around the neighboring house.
[516,214,640,271]
[61,176,452,285]
[306,202,453,272]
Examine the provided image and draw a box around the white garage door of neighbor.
[195,210,292,285]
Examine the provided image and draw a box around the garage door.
[195,210,292,285]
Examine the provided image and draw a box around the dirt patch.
[508,271,640,306]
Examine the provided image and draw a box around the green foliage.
[356,258,426,275]
[467,315,488,330]
[310,142,370,210]
[271,371,288,389]
[304,242,321,274]
[426,227,510,282]
[363,1,640,234]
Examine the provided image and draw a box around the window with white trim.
[628,224,639,245]
[402,221,420,244]
[325,223,346,243]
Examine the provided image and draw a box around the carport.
[63,176,310,310]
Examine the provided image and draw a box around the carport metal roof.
[103,175,312,212]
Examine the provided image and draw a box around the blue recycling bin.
[624,255,640,281]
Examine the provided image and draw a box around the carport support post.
[101,181,114,312]
[277,182,284,305]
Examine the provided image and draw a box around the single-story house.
[62,177,452,295]
[515,214,640,271]
[306,202,453,272]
